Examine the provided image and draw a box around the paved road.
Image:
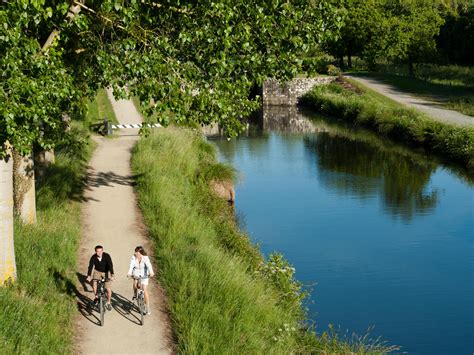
[347,75,474,128]
[75,90,173,354]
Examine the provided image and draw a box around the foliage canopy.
[1,0,344,156]
[322,0,474,71]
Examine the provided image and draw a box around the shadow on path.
[75,272,102,326]
[111,292,142,326]
[51,270,101,326]
[74,272,143,326]
[87,171,138,188]
[87,171,142,189]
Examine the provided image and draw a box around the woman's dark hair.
[135,246,147,256]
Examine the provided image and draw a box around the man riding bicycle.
[86,245,115,311]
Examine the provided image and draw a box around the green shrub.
[326,64,342,76]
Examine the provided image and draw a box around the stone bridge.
[263,77,335,106]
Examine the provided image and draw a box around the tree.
[323,0,381,69]
[1,1,81,282]
[0,0,343,284]
[361,0,444,75]
[387,1,444,76]
[326,0,447,73]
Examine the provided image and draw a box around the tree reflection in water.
[211,105,472,221]
[304,133,439,221]
[262,105,442,221]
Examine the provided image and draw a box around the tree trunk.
[338,56,344,68]
[62,112,71,132]
[0,145,17,284]
[34,149,55,180]
[13,151,37,224]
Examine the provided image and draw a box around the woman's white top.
[128,255,154,278]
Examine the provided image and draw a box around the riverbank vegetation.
[300,79,474,170]
[304,111,473,184]
[131,127,397,353]
[0,120,93,353]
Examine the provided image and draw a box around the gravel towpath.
[347,75,474,128]
[75,90,173,354]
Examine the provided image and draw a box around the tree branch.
[41,2,83,51]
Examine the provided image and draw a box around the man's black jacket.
[87,252,114,277]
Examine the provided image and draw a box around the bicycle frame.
[93,277,108,298]
[131,276,146,325]
[92,277,109,326]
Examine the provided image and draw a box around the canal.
[211,106,474,354]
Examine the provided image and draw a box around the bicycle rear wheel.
[99,296,105,326]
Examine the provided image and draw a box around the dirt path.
[75,90,173,354]
[347,75,474,128]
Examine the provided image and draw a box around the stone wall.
[263,77,335,106]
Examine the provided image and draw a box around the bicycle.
[130,275,147,326]
[92,277,110,326]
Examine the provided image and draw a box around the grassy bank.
[131,127,396,353]
[0,122,94,350]
[300,79,474,170]
[85,88,118,125]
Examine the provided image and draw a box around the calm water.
[211,107,474,354]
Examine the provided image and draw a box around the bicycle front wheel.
[137,296,144,326]
[99,296,105,326]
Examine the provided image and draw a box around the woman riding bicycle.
[127,246,155,315]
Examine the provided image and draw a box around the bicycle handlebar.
[92,278,112,282]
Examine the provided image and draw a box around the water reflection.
[250,106,471,221]
[304,134,438,221]
[210,106,472,221]
[262,105,328,134]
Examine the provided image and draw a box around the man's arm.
[107,253,114,277]
[86,256,94,281]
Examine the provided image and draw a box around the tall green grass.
[131,127,397,353]
[85,88,118,125]
[0,122,93,353]
[300,79,474,170]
